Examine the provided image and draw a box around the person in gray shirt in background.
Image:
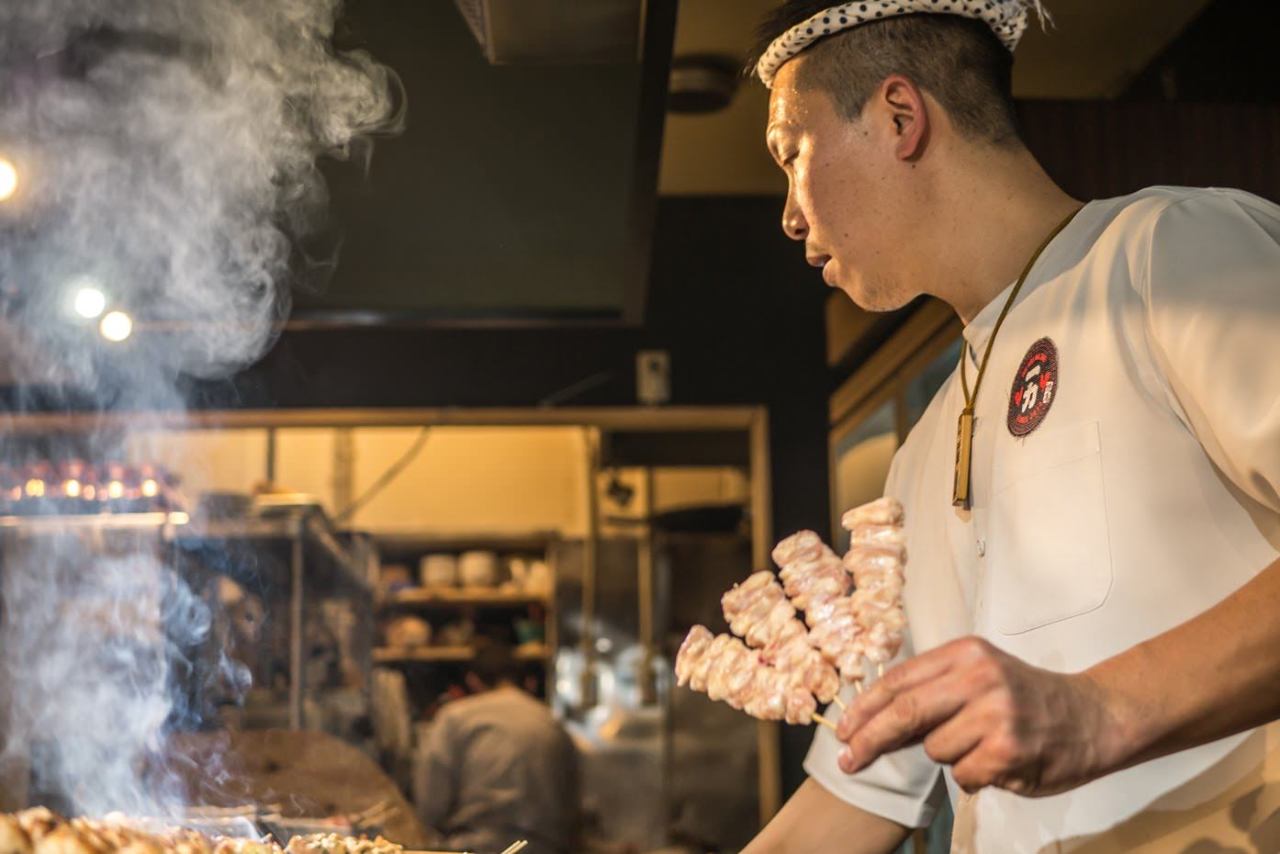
[414,639,579,854]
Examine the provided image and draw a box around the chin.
[840,277,917,313]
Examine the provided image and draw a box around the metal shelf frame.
[0,507,373,732]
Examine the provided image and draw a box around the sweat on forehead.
[755,0,1046,88]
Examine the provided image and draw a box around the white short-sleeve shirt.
[806,186,1280,852]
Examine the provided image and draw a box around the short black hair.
[749,2,1020,145]
[469,637,522,688]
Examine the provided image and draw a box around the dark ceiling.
[292,0,675,327]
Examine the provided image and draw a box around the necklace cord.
[960,206,1083,407]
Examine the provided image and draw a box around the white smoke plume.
[0,0,398,817]
[0,0,398,389]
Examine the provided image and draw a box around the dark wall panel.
[1020,100,1280,203]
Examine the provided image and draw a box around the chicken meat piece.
[846,524,908,559]
[841,497,904,529]
[675,625,714,687]
[771,530,827,567]
[779,558,850,613]
[14,811,58,846]
[842,550,905,587]
[762,632,840,702]
[31,825,97,854]
[0,815,32,854]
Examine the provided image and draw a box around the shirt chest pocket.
[985,420,1114,635]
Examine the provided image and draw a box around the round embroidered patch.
[1007,338,1059,437]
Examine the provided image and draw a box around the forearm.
[742,779,910,854]
[1085,556,1280,775]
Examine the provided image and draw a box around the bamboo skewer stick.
[812,712,837,731]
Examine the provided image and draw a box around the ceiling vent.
[452,0,647,64]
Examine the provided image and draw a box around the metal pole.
[579,428,600,711]
[265,427,278,485]
[289,515,305,730]
[637,466,656,706]
[750,411,782,823]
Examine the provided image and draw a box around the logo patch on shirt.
[1007,338,1059,437]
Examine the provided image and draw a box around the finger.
[837,639,974,739]
[837,675,972,774]
[951,741,1003,794]
[949,723,1035,795]
[921,705,988,765]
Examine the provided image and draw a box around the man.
[741,1,1280,851]
[413,639,579,854]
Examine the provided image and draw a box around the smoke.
[0,0,398,390]
[1,536,251,817]
[0,0,397,817]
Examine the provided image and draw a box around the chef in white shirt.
[742,1,1280,852]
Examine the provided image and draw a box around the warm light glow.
[72,285,107,320]
[141,479,159,498]
[0,157,18,202]
[83,485,97,501]
[24,479,45,498]
[107,481,124,499]
[63,479,82,499]
[99,310,133,343]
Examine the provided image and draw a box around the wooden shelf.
[381,587,551,608]
[373,643,551,665]
[371,532,558,555]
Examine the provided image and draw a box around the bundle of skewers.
[0,807,530,854]
[675,497,907,731]
[0,807,403,854]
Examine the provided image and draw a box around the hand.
[836,637,1133,797]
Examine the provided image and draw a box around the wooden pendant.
[952,408,974,507]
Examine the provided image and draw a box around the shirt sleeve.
[803,665,946,828]
[805,448,946,827]
[1140,190,1280,513]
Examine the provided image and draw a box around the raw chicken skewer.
[721,571,841,705]
[675,626,836,730]
[772,532,866,690]
[772,497,909,691]
[841,497,908,678]
[674,497,907,731]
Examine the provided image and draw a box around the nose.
[781,191,808,242]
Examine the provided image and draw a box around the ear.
[881,75,930,161]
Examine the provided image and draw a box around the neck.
[926,144,1081,324]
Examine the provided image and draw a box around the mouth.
[807,254,834,285]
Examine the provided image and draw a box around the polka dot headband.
[755,0,1048,88]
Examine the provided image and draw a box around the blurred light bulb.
[99,311,133,343]
[83,485,97,501]
[73,286,107,319]
[0,157,18,202]
[25,479,45,498]
[141,479,158,498]
[64,479,82,499]
[107,481,124,499]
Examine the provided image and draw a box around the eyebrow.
[765,124,789,161]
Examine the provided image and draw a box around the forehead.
[766,59,821,135]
